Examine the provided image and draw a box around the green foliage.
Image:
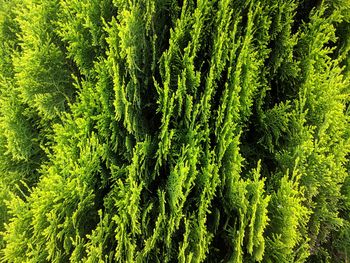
[0,0,350,262]
[14,0,74,120]
[265,168,310,262]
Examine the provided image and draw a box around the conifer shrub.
[0,0,350,262]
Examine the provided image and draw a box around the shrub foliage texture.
[1,0,350,262]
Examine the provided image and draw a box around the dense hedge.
[1,0,350,262]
